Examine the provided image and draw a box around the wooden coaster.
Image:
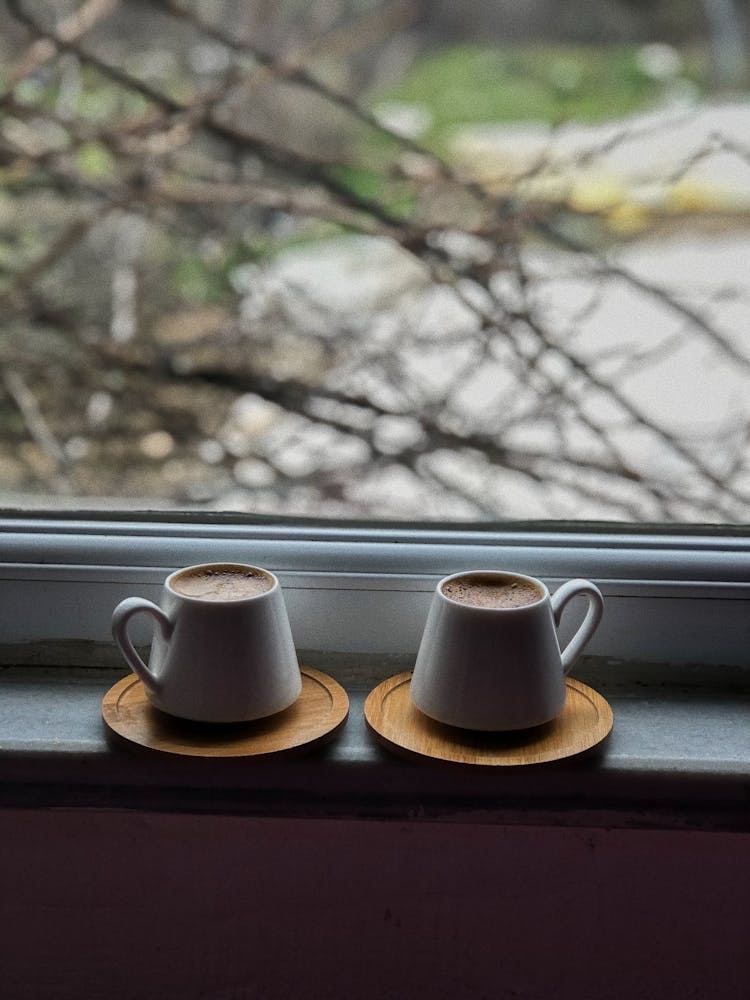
[102,667,349,758]
[364,672,613,767]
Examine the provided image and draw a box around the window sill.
[1,655,747,832]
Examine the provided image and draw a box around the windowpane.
[1,1,749,521]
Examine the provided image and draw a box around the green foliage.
[12,62,152,123]
[372,43,708,149]
[326,164,418,221]
[173,255,224,304]
[74,141,116,180]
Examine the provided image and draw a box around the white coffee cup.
[410,570,604,731]
[111,562,301,723]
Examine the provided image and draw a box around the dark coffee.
[171,565,273,601]
[442,574,542,609]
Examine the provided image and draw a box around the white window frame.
[1,514,749,667]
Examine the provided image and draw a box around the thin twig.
[1,368,67,468]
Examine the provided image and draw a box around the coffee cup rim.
[166,562,279,603]
[438,570,548,610]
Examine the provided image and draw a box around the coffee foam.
[442,574,542,609]
[171,565,273,601]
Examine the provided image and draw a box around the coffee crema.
[442,574,542,609]
[171,565,273,601]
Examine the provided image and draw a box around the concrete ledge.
[0,656,747,831]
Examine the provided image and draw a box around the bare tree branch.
[2,1,748,521]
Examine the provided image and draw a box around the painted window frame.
[1,513,749,667]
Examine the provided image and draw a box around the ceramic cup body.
[410,571,604,731]
[111,563,301,723]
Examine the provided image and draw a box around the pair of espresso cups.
[112,562,604,732]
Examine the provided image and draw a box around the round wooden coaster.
[102,667,349,758]
[364,673,613,766]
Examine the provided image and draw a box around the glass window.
[2,1,749,522]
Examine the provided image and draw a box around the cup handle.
[550,579,604,675]
[111,597,173,693]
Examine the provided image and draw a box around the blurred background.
[1,0,749,522]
